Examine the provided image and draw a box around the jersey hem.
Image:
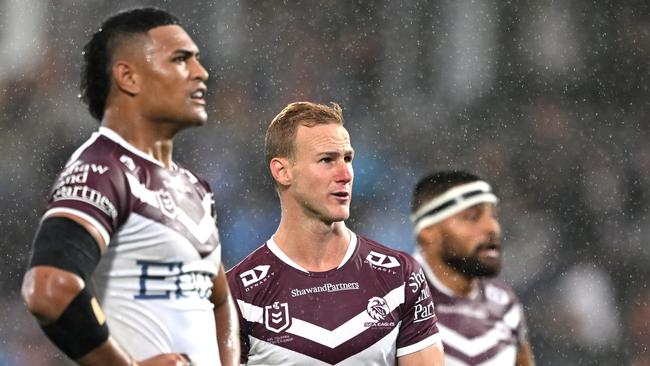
[43,207,111,245]
[396,332,442,357]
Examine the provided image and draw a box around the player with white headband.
[411,180,499,236]
[410,170,536,366]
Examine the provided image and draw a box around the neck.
[273,204,350,272]
[422,249,478,297]
[101,107,177,169]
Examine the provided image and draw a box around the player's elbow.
[22,268,52,321]
[22,266,85,323]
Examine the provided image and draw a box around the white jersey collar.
[98,126,177,170]
[267,229,358,273]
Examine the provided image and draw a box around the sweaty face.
[135,25,209,127]
[288,123,354,224]
[438,203,502,278]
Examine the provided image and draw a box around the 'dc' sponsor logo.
[240,265,271,287]
[366,251,400,268]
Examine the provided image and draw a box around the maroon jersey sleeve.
[396,256,440,356]
[44,156,130,245]
[226,267,250,364]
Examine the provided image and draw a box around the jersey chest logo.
[157,190,178,219]
[264,301,291,333]
[366,297,390,321]
[126,172,216,244]
[240,265,271,287]
[366,251,400,268]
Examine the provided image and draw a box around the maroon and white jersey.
[43,127,222,365]
[413,251,527,366]
[227,231,441,365]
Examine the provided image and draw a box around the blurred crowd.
[1,0,649,364]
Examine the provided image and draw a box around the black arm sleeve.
[28,216,101,281]
[27,216,109,359]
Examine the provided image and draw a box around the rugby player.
[21,7,239,366]
[410,170,535,366]
[227,102,444,365]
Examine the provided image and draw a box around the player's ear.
[270,157,292,187]
[417,225,442,250]
[112,60,139,95]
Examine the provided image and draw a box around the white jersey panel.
[94,213,220,364]
[445,345,517,366]
[247,326,400,366]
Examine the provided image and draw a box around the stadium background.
[1,0,649,364]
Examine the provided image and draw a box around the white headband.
[411,180,498,235]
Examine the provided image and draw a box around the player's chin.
[328,208,350,222]
[193,111,209,125]
[478,258,501,276]
[185,107,208,125]
[183,118,206,128]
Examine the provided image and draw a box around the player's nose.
[484,215,501,237]
[191,58,209,81]
[335,160,353,183]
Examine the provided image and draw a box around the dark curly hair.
[80,7,180,121]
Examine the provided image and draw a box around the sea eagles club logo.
[366,297,390,321]
[265,302,291,333]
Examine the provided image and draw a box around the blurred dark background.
[1,0,649,364]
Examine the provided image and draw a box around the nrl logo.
[264,302,291,333]
[366,297,390,321]
[156,190,178,219]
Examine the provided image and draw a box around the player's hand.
[137,353,194,366]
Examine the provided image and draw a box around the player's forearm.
[76,338,132,366]
[516,342,536,366]
[211,265,241,365]
[214,293,241,366]
[23,267,132,365]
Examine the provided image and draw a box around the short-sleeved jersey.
[413,251,527,366]
[226,231,441,365]
[43,127,222,365]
